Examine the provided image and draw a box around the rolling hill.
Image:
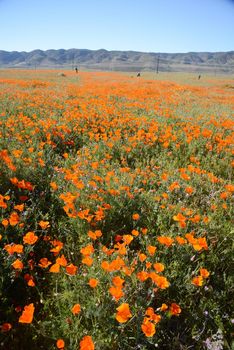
[0,48,233,73]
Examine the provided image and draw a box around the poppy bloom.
[19,303,35,323]
[132,213,140,220]
[160,303,168,311]
[153,263,165,272]
[112,276,125,287]
[88,230,102,240]
[169,303,181,316]
[14,204,24,211]
[56,255,68,267]
[137,271,149,282]
[49,263,60,273]
[39,257,52,268]
[157,236,174,247]
[199,268,210,278]
[192,276,203,287]
[56,339,65,349]
[9,211,20,226]
[23,231,38,245]
[82,256,93,266]
[12,259,24,270]
[115,303,132,323]
[175,236,187,245]
[141,318,156,337]
[138,253,147,262]
[71,304,81,315]
[79,335,95,350]
[1,219,9,227]
[39,220,50,229]
[147,245,157,256]
[50,182,58,190]
[24,274,35,287]
[5,244,23,255]
[145,308,161,323]
[66,263,78,275]
[88,278,99,288]
[109,286,124,301]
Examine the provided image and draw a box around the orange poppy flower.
[112,276,125,287]
[56,255,68,267]
[160,303,168,311]
[192,276,203,286]
[80,244,94,256]
[169,303,181,316]
[39,258,52,268]
[131,229,139,237]
[123,234,134,244]
[138,253,147,262]
[153,263,165,272]
[14,204,24,212]
[9,212,20,226]
[24,274,35,287]
[49,263,60,273]
[82,256,93,266]
[199,268,210,278]
[1,219,9,227]
[137,271,149,282]
[141,228,148,235]
[150,272,170,289]
[79,335,95,350]
[66,263,78,275]
[115,303,132,323]
[39,220,50,229]
[5,244,24,255]
[88,278,99,288]
[185,187,194,194]
[56,339,65,349]
[23,231,38,245]
[132,213,140,220]
[19,303,35,323]
[50,182,58,190]
[147,245,157,256]
[109,286,124,301]
[71,303,81,315]
[141,318,156,337]
[88,230,102,240]
[157,236,174,247]
[145,308,161,323]
[175,236,187,245]
[12,259,24,270]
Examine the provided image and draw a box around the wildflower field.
[0,70,233,350]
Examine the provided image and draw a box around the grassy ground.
[0,70,233,349]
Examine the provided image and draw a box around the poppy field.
[0,70,233,349]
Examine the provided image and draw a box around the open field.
[0,70,233,350]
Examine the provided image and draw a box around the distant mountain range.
[0,49,234,73]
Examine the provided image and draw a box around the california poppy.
[71,304,81,315]
[23,231,38,245]
[19,303,35,323]
[79,335,95,350]
[141,318,156,337]
[115,303,132,323]
[56,339,65,349]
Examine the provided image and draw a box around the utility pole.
[156,56,160,74]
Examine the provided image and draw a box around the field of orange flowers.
[0,70,233,350]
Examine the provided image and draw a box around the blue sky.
[0,0,233,53]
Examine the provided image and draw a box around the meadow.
[0,69,233,350]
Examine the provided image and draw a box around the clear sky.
[0,0,233,53]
